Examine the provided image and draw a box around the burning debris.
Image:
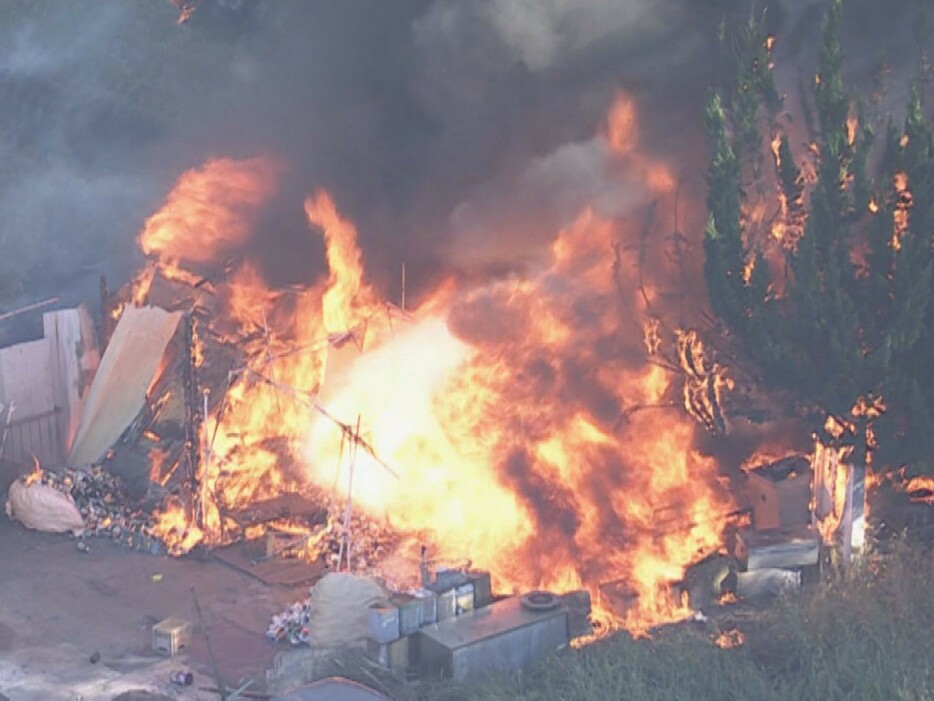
[1,87,765,641]
[268,573,385,648]
[318,498,399,573]
[267,599,312,646]
[80,92,744,635]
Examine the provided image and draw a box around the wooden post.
[99,275,112,346]
[261,309,282,415]
[200,388,212,535]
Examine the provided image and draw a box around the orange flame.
[139,157,279,285]
[892,171,912,251]
[142,95,734,634]
[846,105,858,147]
[301,205,733,632]
[605,94,638,155]
[904,476,934,504]
[714,628,745,649]
[23,457,43,486]
[305,190,380,336]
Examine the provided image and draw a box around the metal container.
[367,636,410,674]
[416,595,570,680]
[367,605,400,644]
[413,589,438,626]
[435,588,456,622]
[435,568,468,590]
[559,590,593,639]
[454,584,474,615]
[467,570,493,608]
[171,671,194,686]
[390,594,421,636]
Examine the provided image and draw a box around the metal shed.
[415,594,569,681]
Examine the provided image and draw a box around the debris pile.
[320,498,398,574]
[267,600,312,645]
[36,466,164,553]
[268,573,386,647]
[5,472,85,534]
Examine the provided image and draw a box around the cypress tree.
[703,0,934,475]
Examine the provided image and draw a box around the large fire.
[136,92,733,633]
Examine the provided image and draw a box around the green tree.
[704,0,934,476]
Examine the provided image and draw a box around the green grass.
[449,541,934,701]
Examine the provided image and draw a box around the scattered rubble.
[319,497,398,574]
[268,573,386,648]
[267,600,312,646]
[33,466,166,553]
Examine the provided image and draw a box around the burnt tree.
[704,0,934,476]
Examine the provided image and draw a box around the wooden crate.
[152,617,192,656]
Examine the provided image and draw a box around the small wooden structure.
[0,305,100,467]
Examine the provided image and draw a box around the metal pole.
[343,440,356,572]
[0,401,16,465]
[0,297,58,323]
[339,416,361,572]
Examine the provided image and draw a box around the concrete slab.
[0,515,309,699]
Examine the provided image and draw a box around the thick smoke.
[0,0,733,313]
[0,0,927,352]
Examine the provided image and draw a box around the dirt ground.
[0,462,312,701]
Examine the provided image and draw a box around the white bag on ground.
[306,572,385,647]
[5,479,85,534]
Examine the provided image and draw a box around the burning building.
[36,90,742,635]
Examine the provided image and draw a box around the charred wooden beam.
[225,493,328,530]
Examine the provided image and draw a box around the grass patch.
[450,541,934,701]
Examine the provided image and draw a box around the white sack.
[306,572,385,647]
[5,479,85,534]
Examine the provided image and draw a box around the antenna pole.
[401,263,406,312]
[262,308,283,415]
[339,416,361,572]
